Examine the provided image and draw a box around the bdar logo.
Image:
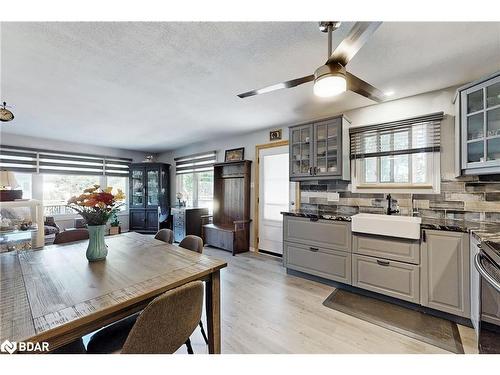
[1,340,17,354]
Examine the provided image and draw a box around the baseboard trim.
[258,249,283,258]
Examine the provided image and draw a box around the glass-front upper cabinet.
[314,119,341,176]
[460,73,500,174]
[289,116,349,181]
[146,166,160,208]
[290,124,314,178]
[130,167,145,208]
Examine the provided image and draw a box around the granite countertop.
[281,211,352,222]
[281,210,500,245]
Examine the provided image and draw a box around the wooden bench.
[201,160,252,256]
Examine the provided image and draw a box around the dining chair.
[154,228,174,244]
[53,228,89,244]
[86,281,204,354]
[178,235,204,253]
[178,235,208,344]
[51,227,90,353]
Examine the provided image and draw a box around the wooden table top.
[0,232,227,347]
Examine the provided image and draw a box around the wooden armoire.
[202,160,251,255]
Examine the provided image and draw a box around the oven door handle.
[475,253,500,293]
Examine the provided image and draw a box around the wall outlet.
[327,192,340,202]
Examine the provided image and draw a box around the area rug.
[323,289,464,353]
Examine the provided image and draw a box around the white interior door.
[258,145,289,255]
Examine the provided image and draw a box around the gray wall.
[157,126,290,249]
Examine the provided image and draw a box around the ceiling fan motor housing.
[314,63,346,81]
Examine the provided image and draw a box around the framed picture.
[224,147,245,162]
[270,129,282,141]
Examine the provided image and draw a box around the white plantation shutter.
[0,145,131,176]
[175,151,216,174]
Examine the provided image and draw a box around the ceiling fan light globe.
[313,74,346,98]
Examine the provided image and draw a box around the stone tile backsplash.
[298,177,500,223]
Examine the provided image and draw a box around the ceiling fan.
[237,22,385,102]
[0,102,15,122]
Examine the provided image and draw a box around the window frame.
[176,169,214,210]
[14,173,130,219]
[353,152,439,192]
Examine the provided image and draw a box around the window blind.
[350,112,444,159]
[0,145,131,176]
[175,151,216,174]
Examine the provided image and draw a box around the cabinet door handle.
[376,260,390,266]
[422,230,426,242]
[309,167,313,175]
[313,166,318,175]
[309,247,319,252]
[477,243,482,249]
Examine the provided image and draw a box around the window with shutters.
[350,113,443,193]
[175,152,216,211]
[0,145,131,216]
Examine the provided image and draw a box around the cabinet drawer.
[283,216,351,252]
[352,234,420,264]
[352,254,420,303]
[284,242,351,284]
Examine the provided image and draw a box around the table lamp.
[0,170,23,201]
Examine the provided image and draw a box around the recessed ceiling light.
[384,90,395,97]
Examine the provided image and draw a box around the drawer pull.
[376,260,390,266]
[309,247,319,252]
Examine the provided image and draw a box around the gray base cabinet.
[283,216,351,252]
[352,254,420,303]
[352,234,420,265]
[284,214,472,320]
[283,216,352,284]
[421,230,470,318]
[285,242,351,284]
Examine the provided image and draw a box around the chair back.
[74,218,87,229]
[179,235,203,253]
[53,229,89,244]
[154,228,174,244]
[121,281,203,354]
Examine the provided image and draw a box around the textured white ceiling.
[1,22,499,152]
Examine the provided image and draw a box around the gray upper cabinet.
[289,124,314,178]
[458,72,500,175]
[420,230,470,318]
[289,116,350,181]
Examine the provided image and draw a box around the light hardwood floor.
[182,247,478,354]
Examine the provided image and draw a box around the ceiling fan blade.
[237,74,315,98]
[327,22,382,66]
[346,72,385,102]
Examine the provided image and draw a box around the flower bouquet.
[67,185,125,261]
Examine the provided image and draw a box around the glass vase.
[86,224,108,261]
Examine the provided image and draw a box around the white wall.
[157,86,459,250]
[344,87,456,127]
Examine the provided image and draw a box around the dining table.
[0,231,227,354]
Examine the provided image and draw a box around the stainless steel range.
[473,240,500,354]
